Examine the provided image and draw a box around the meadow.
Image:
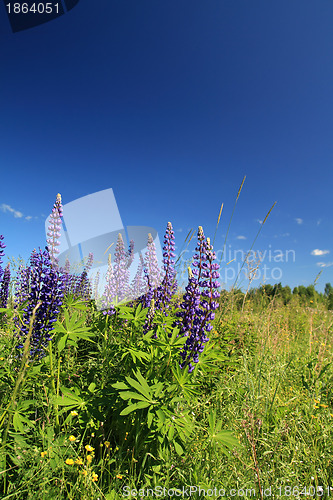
[0,193,333,500]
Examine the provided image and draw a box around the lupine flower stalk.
[46,193,63,270]
[173,227,220,373]
[15,247,65,359]
[0,263,10,308]
[138,223,177,333]
[144,234,162,293]
[101,234,133,314]
[0,234,6,282]
[72,252,94,300]
[129,253,145,302]
[154,222,177,313]
[101,253,116,316]
[14,264,31,308]
[93,269,100,302]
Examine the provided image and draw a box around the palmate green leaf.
[212,430,240,450]
[112,381,129,390]
[52,387,86,408]
[55,309,95,344]
[120,401,151,415]
[121,348,149,363]
[13,412,35,433]
[57,333,69,353]
[118,303,149,325]
[125,369,154,400]
[119,391,150,402]
[147,409,153,428]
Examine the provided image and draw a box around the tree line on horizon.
[219,282,333,310]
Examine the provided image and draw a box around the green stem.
[48,341,60,433]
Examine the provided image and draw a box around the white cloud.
[176,228,183,233]
[311,249,330,256]
[317,219,322,226]
[316,262,333,268]
[256,219,263,224]
[25,216,33,221]
[295,218,303,225]
[0,203,23,218]
[236,235,246,240]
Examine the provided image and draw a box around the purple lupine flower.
[112,233,130,303]
[137,233,162,314]
[93,269,100,302]
[101,253,116,316]
[0,263,10,308]
[0,235,6,282]
[126,239,135,269]
[14,264,31,308]
[15,247,65,359]
[144,233,162,293]
[72,252,94,300]
[46,193,63,269]
[137,223,178,334]
[173,227,220,373]
[154,222,177,314]
[129,253,146,302]
[59,257,72,297]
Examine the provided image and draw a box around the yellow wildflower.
[41,451,47,458]
[75,458,83,465]
[70,410,78,416]
[92,472,98,482]
[116,474,123,479]
[86,454,93,463]
[85,445,95,452]
[320,404,328,408]
[69,435,76,442]
[104,441,110,448]
[65,458,75,465]
[0,357,4,361]
[82,470,88,476]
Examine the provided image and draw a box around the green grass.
[0,285,333,499]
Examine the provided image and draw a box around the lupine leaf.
[120,401,151,415]
[119,391,150,402]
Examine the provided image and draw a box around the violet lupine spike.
[138,223,177,334]
[126,239,135,269]
[60,257,72,297]
[129,253,145,302]
[73,252,94,300]
[15,247,65,359]
[14,264,31,308]
[0,263,10,308]
[144,233,162,293]
[113,233,130,304]
[93,269,100,302]
[46,193,63,270]
[154,222,177,313]
[101,253,116,316]
[173,227,220,373]
[0,234,6,282]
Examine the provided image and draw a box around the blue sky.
[0,0,332,293]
